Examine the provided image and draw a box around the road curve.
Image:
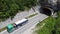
[0,13,48,34]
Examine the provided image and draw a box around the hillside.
[0,0,37,21]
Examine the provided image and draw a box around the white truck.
[7,19,28,33]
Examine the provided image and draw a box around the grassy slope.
[35,16,56,34]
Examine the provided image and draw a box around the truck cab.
[7,24,15,33]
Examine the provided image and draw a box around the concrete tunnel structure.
[38,0,60,16]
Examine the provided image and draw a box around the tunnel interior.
[42,8,51,16]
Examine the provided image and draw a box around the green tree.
[0,0,37,21]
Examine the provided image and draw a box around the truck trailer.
[7,19,28,33]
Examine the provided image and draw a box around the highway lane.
[1,13,48,34]
[0,8,36,29]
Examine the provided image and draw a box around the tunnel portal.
[40,8,54,16]
[42,8,51,16]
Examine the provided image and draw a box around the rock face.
[39,0,60,16]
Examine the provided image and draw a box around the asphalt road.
[0,13,48,34]
[0,7,36,29]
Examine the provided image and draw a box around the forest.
[0,0,37,20]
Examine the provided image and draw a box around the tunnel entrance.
[42,8,52,16]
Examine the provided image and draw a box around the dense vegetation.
[0,0,37,21]
[35,11,60,34]
[53,12,60,34]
